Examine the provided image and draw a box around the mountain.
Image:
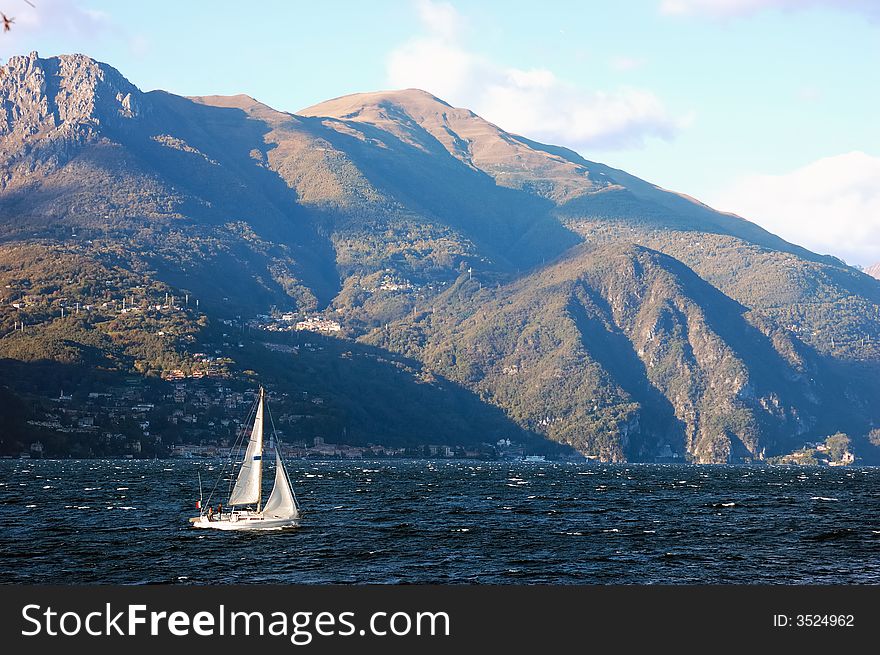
[1,52,878,462]
[867,263,880,281]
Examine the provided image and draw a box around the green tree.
[825,432,852,461]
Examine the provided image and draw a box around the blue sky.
[1,0,878,265]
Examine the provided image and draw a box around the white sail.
[263,452,299,519]
[228,391,264,506]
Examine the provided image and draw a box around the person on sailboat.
[216,503,223,520]
[207,505,214,521]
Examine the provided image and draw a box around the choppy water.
[0,459,878,584]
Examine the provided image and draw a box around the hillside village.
[11,375,528,461]
[0,256,562,460]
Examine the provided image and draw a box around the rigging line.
[266,394,300,510]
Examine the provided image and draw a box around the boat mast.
[257,386,264,512]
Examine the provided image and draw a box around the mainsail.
[228,390,264,506]
[263,452,299,519]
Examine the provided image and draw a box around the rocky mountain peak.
[0,51,143,139]
[866,263,880,280]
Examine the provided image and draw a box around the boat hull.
[189,511,300,531]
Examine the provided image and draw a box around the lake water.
[1,459,878,584]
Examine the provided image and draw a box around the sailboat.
[189,387,301,530]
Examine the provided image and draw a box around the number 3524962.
[796,615,854,627]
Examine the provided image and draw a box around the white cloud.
[712,152,880,267]
[4,0,109,34]
[415,0,465,41]
[387,1,687,151]
[0,0,111,60]
[659,0,880,19]
[479,78,687,150]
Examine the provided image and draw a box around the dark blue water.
[1,459,878,584]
